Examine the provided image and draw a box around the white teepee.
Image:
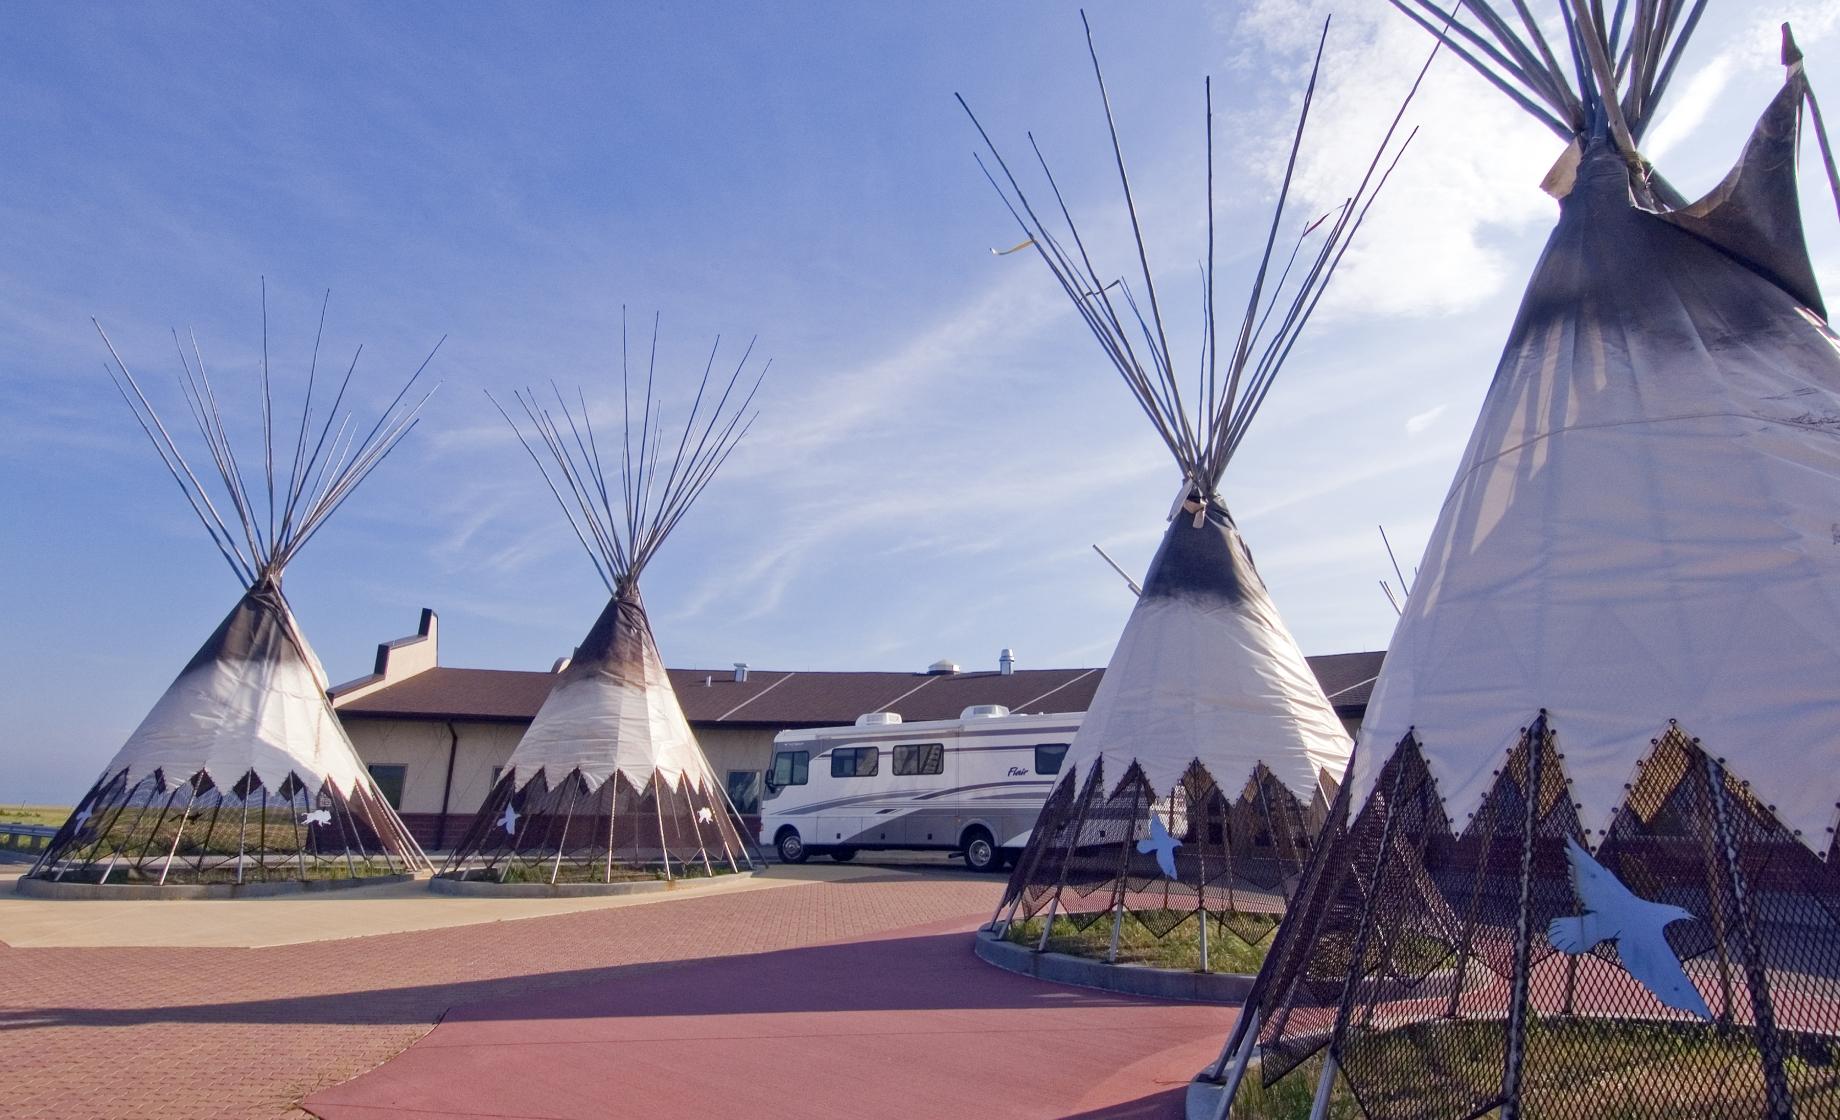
[964,14,1423,964]
[440,314,765,884]
[1200,9,1840,1120]
[28,289,440,886]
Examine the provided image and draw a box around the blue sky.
[4,2,1837,803]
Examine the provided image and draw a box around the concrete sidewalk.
[0,862,959,949]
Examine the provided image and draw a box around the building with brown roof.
[330,609,1383,849]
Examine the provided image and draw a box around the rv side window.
[892,743,944,776]
[770,751,809,788]
[1034,743,1070,775]
[829,746,879,778]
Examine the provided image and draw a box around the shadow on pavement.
[0,927,1152,1031]
[1059,1087,1188,1119]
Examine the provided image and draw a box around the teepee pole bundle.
[961,15,1426,507]
[957,15,1427,968]
[28,285,442,887]
[440,310,766,886]
[1205,6,1840,1119]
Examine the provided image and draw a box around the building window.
[769,750,809,788]
[368,764,407,809]
[892,743,944,776]
[727,770,762,815]
[1034,744,1070,775]
[829,746,879,778]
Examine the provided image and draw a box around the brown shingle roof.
[334,652,1385,725]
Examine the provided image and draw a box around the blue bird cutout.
[499,802,520,836]
[1137,814,1182,881]
[1548,837,1711,1019]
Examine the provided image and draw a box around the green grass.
[1230,1055,1359,1120]
[492,862,663,884]
[1365,1017,1840,1118]
[1004,908,1275,973]
[65,857,407,884]
[1222,1019,1840,1118]
[0,805,72,828]
[480,857,751,885]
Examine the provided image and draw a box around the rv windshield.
[766,749,809,793]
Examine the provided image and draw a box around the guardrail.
[0,823,59,857]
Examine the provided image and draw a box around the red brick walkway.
[0,874,1234,1119]
[0,875,1007,1118]
[306,912,1229,1120]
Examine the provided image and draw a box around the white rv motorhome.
[760,706,1080,871]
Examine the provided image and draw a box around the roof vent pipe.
[999,648,1015,676]
[733,662,749,683]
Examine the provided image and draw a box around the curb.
[1185,1074,1228,1120]
[429,870,756,897]
[972,927,1255,1003]
[14,871,424,901]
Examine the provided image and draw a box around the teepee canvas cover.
[1200,9,1840,1120]
[29,296,438,885]
[964,17,1421,964]
[440,320,763,884]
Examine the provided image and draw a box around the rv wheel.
[962,827,998,873]
[776,828,808,864]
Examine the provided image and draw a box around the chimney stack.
[733,662,749,683]
[999,648,1016,676]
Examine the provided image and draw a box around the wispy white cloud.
[1405,403,1448,436]
[1225,0,1561,321]
[1646,3,1839,166]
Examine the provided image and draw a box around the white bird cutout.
[499,802,520,835]
[71,806,93,830]
[300,809,332,827]
[1548,837,1711,1019]
[696,806,715,825]
[1137,815,1183,881]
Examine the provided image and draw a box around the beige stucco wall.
[696,727,777,781]
[343,718,523,816]
[342,719,450,814]
[342,717,778,817]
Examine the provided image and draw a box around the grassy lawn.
[45,807,380,857]
[473,858,752,884]
[1003,907,1275,973]
[1347,1018,1840,1117]
[0,805,72,828]
[492,862,664,884]
[1231,1055,1360,1120]
[1219,1019,1840,1118]
[67,857,408,884]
